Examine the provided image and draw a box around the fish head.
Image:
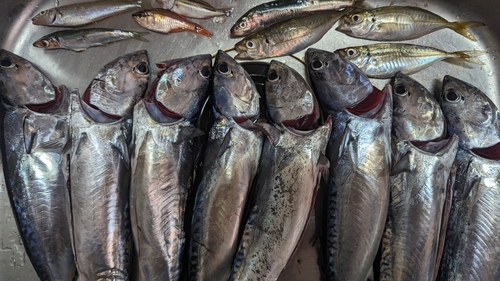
[230,11,259,37]
[132,10,154,26]
[234,35,266,60]
[33,36,61,50]
[335,45,369,68]
[213,50,260,120]
[305,48,372,111]
[156,0,175,10]
[336,11,374,37]
[31,8,58,26]
[0,49,56,106]
[265,60,319,129]
[154,54,212,119]
[440,75,500,149]
[86,50,150,118]
[391,72,446,142]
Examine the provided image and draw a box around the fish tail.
[449,21,485,41]
[132,31,149,42]
[452,50,487,65]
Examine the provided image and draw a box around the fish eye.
[40,10,46,15]
[239,19,247,29]
[133,62,149,75]
[199,66,211,78]
[346,48,357,57]
[444,89,462,103]
[393,83,410,96]
[311,59,325,71]
[0,58,15,69]
[351,14,362,22]
[246,41,255,49]
[217,62,231,75]
[41,40,50,47]
[267,70,279,82]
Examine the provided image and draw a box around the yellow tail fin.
[450,21,485,41]
[452,50,487,65]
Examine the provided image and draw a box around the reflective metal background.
[0,0,497,279]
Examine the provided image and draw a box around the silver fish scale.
[69,92,133,281]
[189,114,263,281]
[130,101,196,281]
[325,89,392,281]
[231,120,331,281]
[380,136,458,281]
[438,149,500,281]
[1,93,75,281]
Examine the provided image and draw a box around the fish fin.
[155,58,185,70]
[390,152,412,176]
[218,127,233,158]
[449,21,485,41]
[112,134,131,169]
[132,31,149,42]
[36,138,69,153]
[254,122,281,146]
[23,117,37,154]
[318,154,330,183]
[175,126,205,144]
[451,50,487,65]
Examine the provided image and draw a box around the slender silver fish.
[169,0,233,19]
[438,75,500,281]
[70,50,150,281]
[0,50,76,281]
[33,28,148,52]
[306,48,392,281]
[188,50,264,281]
[230,60,331,281]
[130,54,211,281]
[31,0,141,27]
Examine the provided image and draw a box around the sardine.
[336,6,484,41]
[31,0,141,27]
[306,48,392,281]
[230,0,355,37]
[169,0,233,19]
[391,72,446,142]
[0,50,76,281]
[336,43,486,79]
[132,9,212,37]
[438,75,500,281]
[230,59,331,281]
[70,50,150,281]
[235,10,348,60]
[33,28,148,52]
[188,50,264,281]
[130,54,211,281]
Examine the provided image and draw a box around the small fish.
[132,9,212,37]
[31,0,141,27]
[336,43,486,79]
[336,6,485,41]
[391,72,446,142]
[169,0,233,19]
[70,50,150,281]
[438,76,500,281]
[0,49,76,281]
[33,28,148,52]
[230,0,355,37]
[235,10,347,60]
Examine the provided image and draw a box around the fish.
[230,0,356,37]
[31,0,141,27]
[69,50,150,281]
[336,43,486,79]
[188,50,264,281]
[33,28,148,52]
[438,75,500,281]
[130,54,211,281]
[306,48,392,281]
[156,0,175,10]
[132,9,212,37]
[391,72,446,142]
[169,0,233,19]
[0,50,76,281]
[230,59,331,281]
[234,10,348,60]
[335,6,485,41]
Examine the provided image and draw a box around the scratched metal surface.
[0,0,498,280]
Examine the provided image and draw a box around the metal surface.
[0,0,498,280]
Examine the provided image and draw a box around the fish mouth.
[234,44,251,60]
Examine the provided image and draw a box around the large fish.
[70,50,150,281]
[31,0,141,27]
[306,48,392,281]
[0,50,76,281]
[336,43,486,79]
[438,75,500,281]
[336,6,484,41]
[230,0,355,37]
[188,50,264,281]
[130,54,211,281]
[379,73,458,281]
[230,60,331,281]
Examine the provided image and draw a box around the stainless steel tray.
[0,0,497,279]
